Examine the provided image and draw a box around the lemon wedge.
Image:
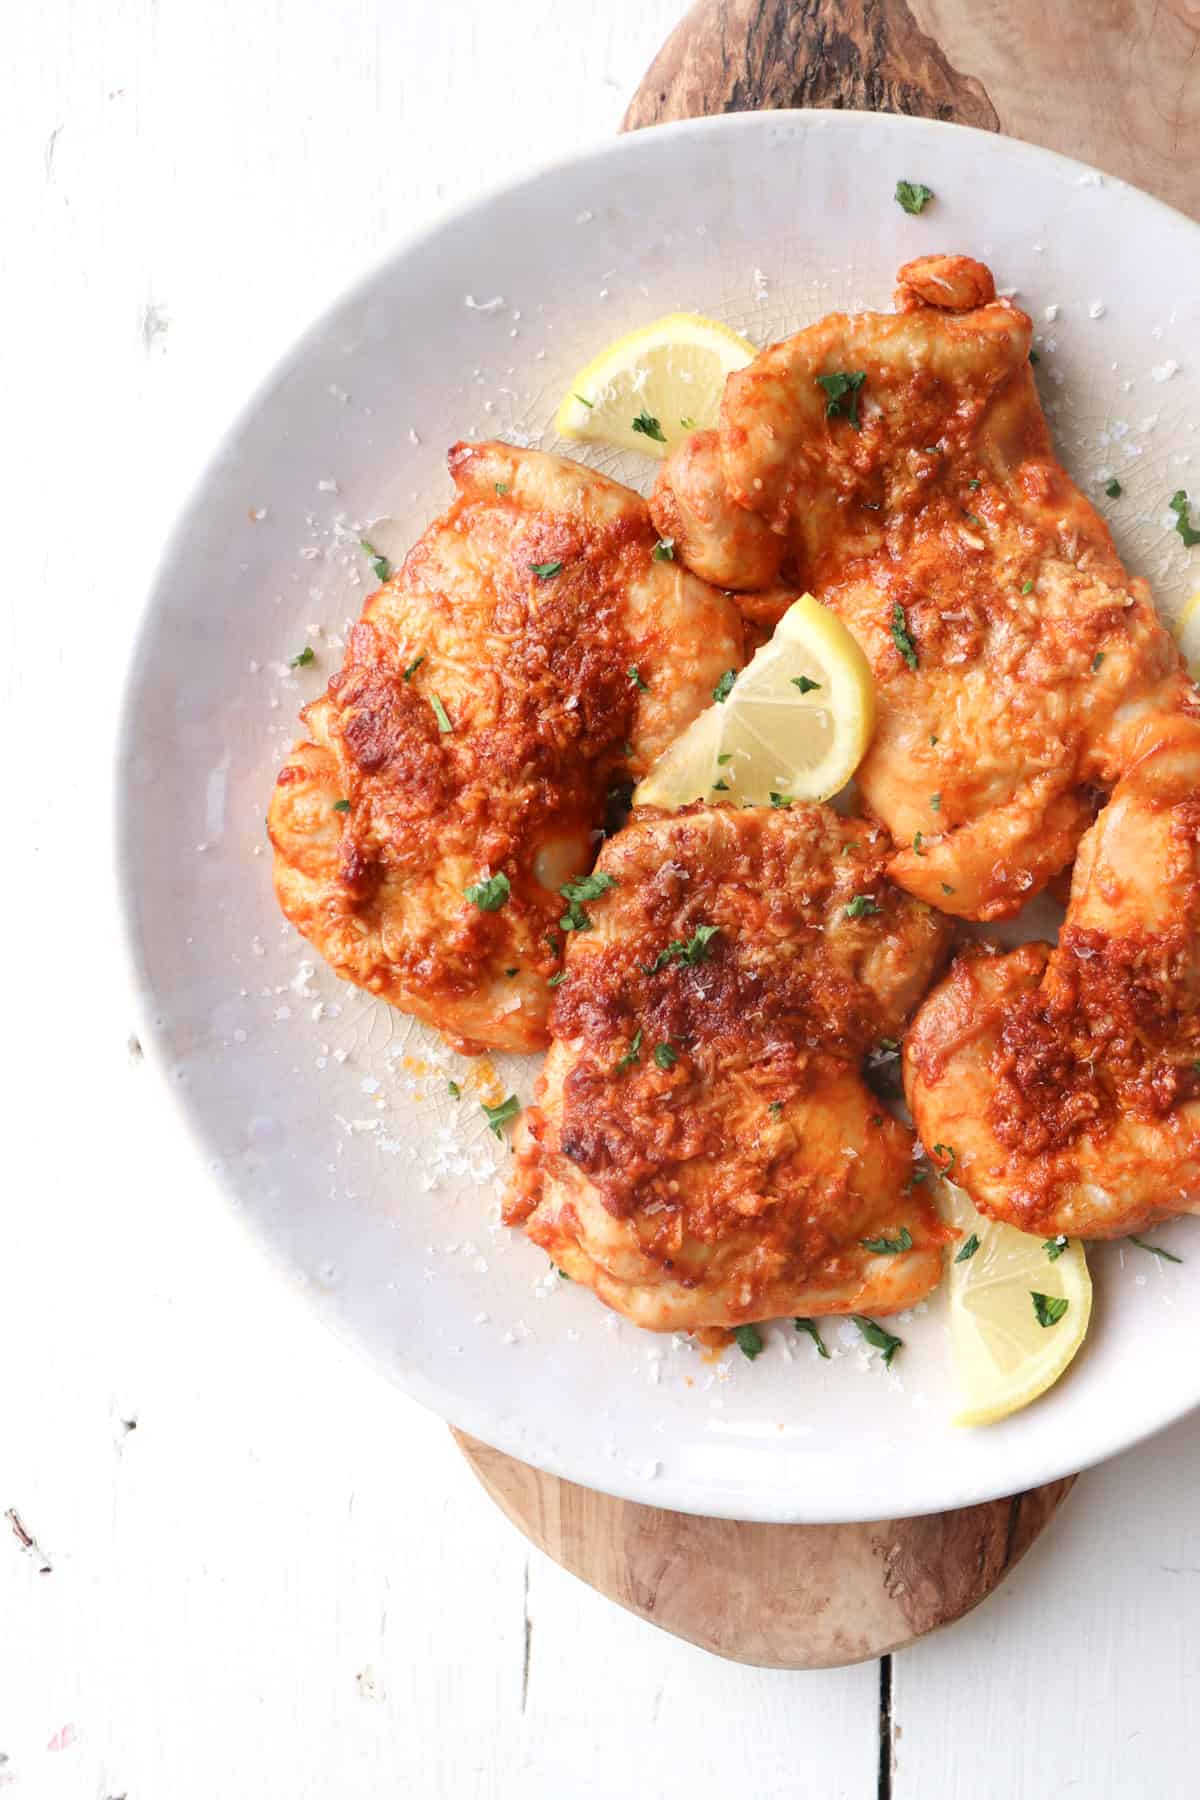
[633,593,875,809]
[944,1185,1092,1428]
[555,313,757,457]
[1173,590,1200,678]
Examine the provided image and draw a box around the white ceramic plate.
[117,111,1200,1523]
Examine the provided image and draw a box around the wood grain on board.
[623,0,1200,219]
[455,1433,1076,1669]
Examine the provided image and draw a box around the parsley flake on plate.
[955,1233,980,1264]
[1129,1235,1183,1264]
[290,646,315,668]
[852,1315,903,1366]
[732,1323,764,1361]
[794,1317,830,1358]
[482,1095,521,1137]
[792,674,821,694]
[402,655,425,681]
[447,1080,461,1100]
[332,798,350,813]
[464,870,510,912]
[627,664,649,692]
[895,179,934,215]
[712,668,738,704]
[844,895,882,920]
[547,970,568,988]
[615,1028,643,1073]
[1044,1236,1068,1262]
[1105,478,1122,498]
[652,538,675,562]
[1169,489,1200,547]
[769,792,792,808]
[653,1043,678,1071]
[529,559,563,580]
[816,370,867,429]
[430,694,453,733]
[360,538,391,583]
[890,602,918,670]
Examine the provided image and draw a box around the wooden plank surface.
[3,0,1199,1794]
[624,0,1200,220]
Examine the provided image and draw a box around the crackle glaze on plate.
[117,112,1200,1523]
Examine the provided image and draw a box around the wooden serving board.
[455,0,1198,1669]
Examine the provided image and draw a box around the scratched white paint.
[2,2,1198,1795]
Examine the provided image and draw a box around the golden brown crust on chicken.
[653,258,1194,921]
[506,804,952,1331]
[906,713,1200,1238]
[269,442,744,1053]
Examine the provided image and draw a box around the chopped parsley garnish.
[680,415,696,430]
[559,870,617,932]
[483,1094,521,1137]
[430,694,453,733]
[573,392,594,408]
[615,1028,643,1073]
[713,778,730,792]
[1129,1235,1183,1264]
[712,668,738,703]
[1032,1292,1069,1328]
[1092,651,1105,672]
[679,923,719,964]
[967,478,981,491]
[816,370,867,429]
[955,1233,980,1264]
[930,734,939,746]
[913,831,924,856]
[332,798,350,813]
[792,674,822,694]
[794,1317,830,1358]
[631,410,666,444]
[464,870,510,912]
[652,538,675,562]
[529,559,563,579]
[844,895,882,919]
[769,792,792,808]
[290,646,315,668]
[932,1143,956,1171]
[494,482,509,496]
[895,179,934,215]
[890,602,918,670]
[1105,478,1122,498]
[877,1037,899,1053]
[557,1266,571,1278]
[402,655,425,681]
[732,1324,763,1361]
[547,970,568,987]
[860,1226,913,1255]
[1043,1236,1068,1262]
[627,664,649,692]
[1021,578,1034,594]
[963,511,982,528]
[717,753,733,765]
[1029,349,1040,365]
[447,1080,461,1099]
[852,1315,903,1366]
[930,792,942,812]
[360,538,391,583]
[1169,489,1200,547]
[941,883,955,895]
[768,1101,784,1119]
[653,1042,678,1071]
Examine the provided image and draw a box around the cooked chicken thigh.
[270,442,744,1053]
[506,803,951,1331]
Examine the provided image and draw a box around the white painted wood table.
[4,2,1198,1794]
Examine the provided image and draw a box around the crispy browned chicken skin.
[269,442,744,1053]
[506,804,952,1331]
[906,712,1200,1239]
[651,255,1193,921]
